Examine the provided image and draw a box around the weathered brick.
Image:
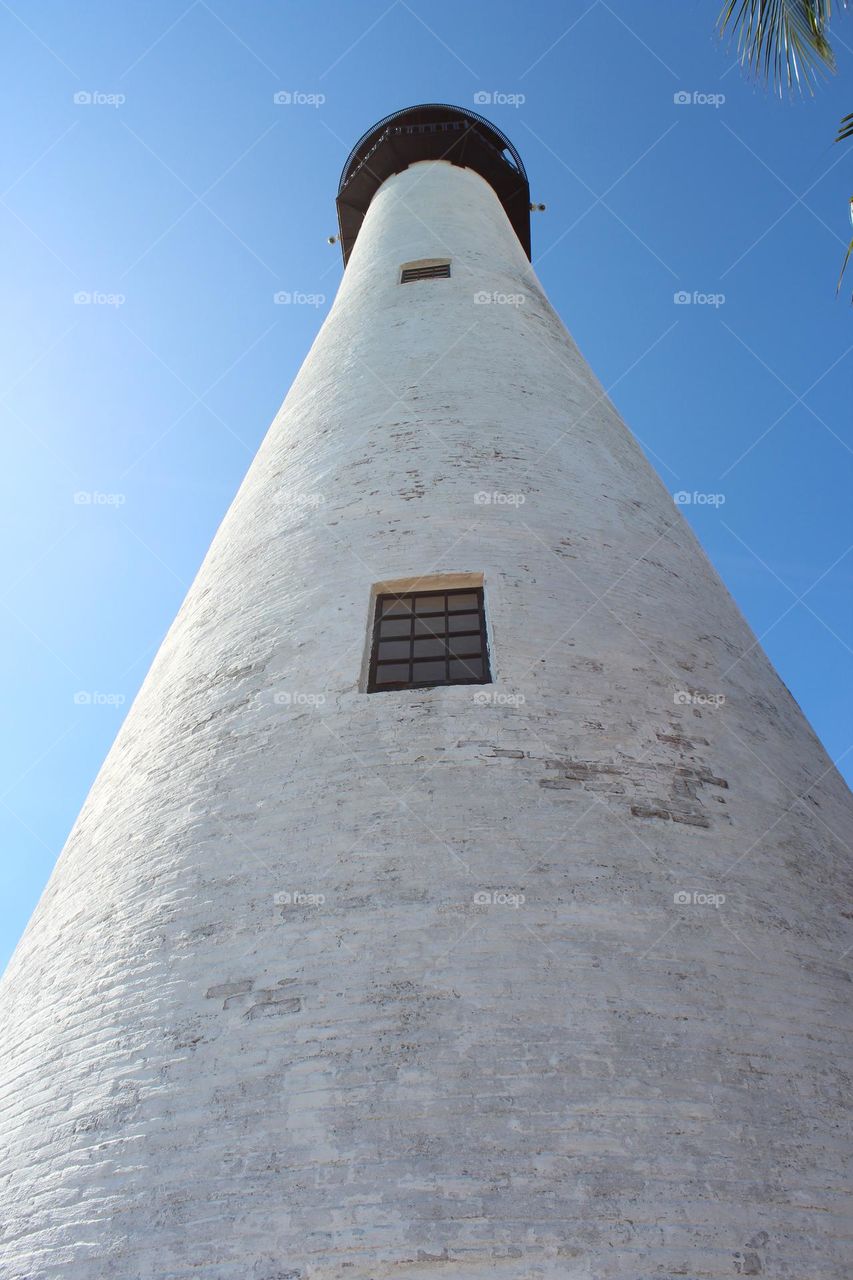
[0,149,849,1280]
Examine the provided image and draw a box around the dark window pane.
[448,639,482,659]
[414,595,445,613]
[450,658,483,679]
[378,640,410,660]
[412,660,446,682]
[413,637,445,658]
[447,593,479,612]
[380,617,410,638]
[414,617,446,637]
[448,613,480,633]
[382,597,411,615]
[375,663,409,683]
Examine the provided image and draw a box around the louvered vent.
[400,262,451,283]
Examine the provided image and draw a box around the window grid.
[400,263,451,283]
[368,587,490,692]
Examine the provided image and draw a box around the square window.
[368,587,490,692]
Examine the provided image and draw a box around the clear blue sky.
[2,1,851,971]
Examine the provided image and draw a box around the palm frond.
[837,112,853,142]
[718,0,837,94]
[836,198,853,302]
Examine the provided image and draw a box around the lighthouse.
[0,103,850,1279]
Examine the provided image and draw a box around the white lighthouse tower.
[0,105,850,1280]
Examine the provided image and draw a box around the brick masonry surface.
[0,160,851,1280]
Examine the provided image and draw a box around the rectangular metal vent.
[368,587,490,692]
[400,263,451,283]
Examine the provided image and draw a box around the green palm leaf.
[718,3,851,299]
[837,198,853,300]
[718,0,836,93]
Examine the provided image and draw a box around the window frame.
[367,586,491,692]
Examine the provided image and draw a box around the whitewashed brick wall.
[0,160,850,1280]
